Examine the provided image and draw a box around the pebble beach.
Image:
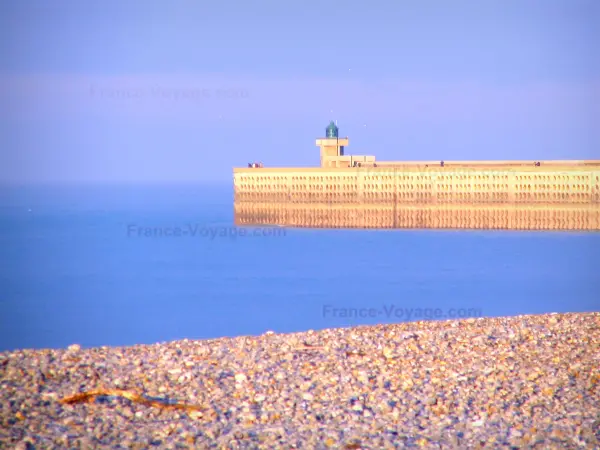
[1,312,599,449]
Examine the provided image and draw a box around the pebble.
[1,312,599,448]
[234,373,247,383]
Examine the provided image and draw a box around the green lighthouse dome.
[326,121,339,138]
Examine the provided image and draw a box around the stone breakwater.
[233,164,600,231]
[1,313,599,449]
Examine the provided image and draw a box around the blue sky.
[1,1,599,183]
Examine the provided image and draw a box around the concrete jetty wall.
[233,162,600,231]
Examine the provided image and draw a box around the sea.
[0,184,598,352]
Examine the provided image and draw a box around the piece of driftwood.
[345,350,366,357]
[60,389,206,412]
[294,345,326,352]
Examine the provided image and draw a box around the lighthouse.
[316,121,349,168]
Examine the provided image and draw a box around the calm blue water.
[0,184,598,351]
